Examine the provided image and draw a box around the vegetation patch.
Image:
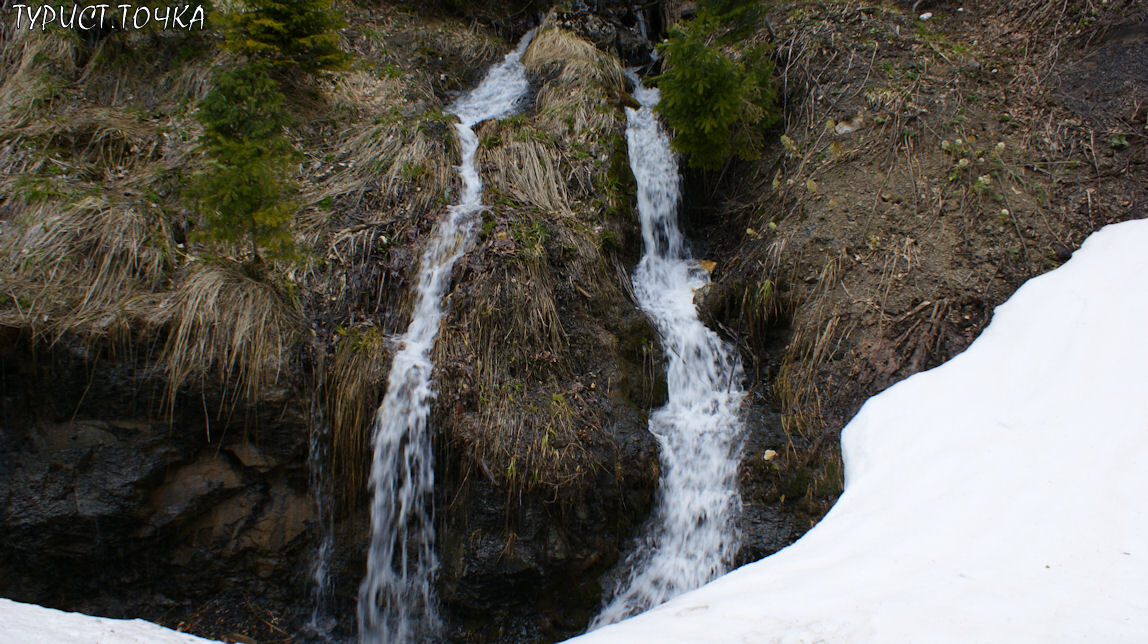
[655,0,781,170]
[439,23,649,502]
[693,0,1147,540]
[325,325,390,508]
[158,261,299,419]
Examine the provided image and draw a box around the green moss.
[615,316,667,409]
[511,218,548,253]
[595,134,636,221]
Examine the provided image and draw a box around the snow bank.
[0,599,218,643]
[573,218,1148,643]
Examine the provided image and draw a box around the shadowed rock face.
[0,327,316,640]
[0,320,661,643]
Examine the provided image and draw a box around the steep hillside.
[690,0,1147,541]
[0,0,1143,641]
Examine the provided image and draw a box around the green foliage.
[656,12,780,170]
[696,0,767,42]
[226,0,348,74]
[190,63,298,262]
[198,63,291,145]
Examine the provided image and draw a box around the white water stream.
[593,78,747,627]
[357,33,533,643]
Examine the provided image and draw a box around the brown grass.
[478,121,572,216]
[2,194,173,337]
[471,380,587,496]
[157,262,299,414]
[325,326,389,508]
[437,27,632,497]
[478,26,628,226]
[14,107,160,172]
[466,252,565,386]
[773,256,844,438]
[299,110,457,242]
[523,26,626,139]
[0,30,77,128]
[979,0,1144,37]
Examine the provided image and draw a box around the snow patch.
[0,598,218,643]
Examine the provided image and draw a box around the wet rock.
[145,453,244,531]
[227,441,276,472]
[0,329,314,638]
[1,418,172,530]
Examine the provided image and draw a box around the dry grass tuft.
[523,27,626,96]
[470,381,588,495]
[315,222,415,326]
[158,262,299,411]
[524,27,626,139]
[299,109,456,240]
[438,236,594,495]
[2,194,172,336]
[468,254,565,386]
[15,107,160,171]
[325,326,389,507]
[477,27,628,225]
[984,0,1144,37]
[478,122,572,216]
[325,70,405,115]
[0,30,77,127]
[774,256,843,438]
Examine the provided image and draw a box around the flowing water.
[356,33,534,643]
[306,402,336,641]
[593,78,747,627]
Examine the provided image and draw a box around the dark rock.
[0,328,315,640]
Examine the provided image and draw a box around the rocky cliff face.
[0,327,315,639]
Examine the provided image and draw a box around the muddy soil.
[695,1,1147,529]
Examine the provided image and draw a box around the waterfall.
[593,77,747,627]
[305,401,336,641]
[356,32,534,643]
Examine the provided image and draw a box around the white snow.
[0,598,218,643]
[574,218,1148,642]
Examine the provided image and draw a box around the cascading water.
[357,32,534,643]
[305,401,336,641]
[592,77,747,627]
